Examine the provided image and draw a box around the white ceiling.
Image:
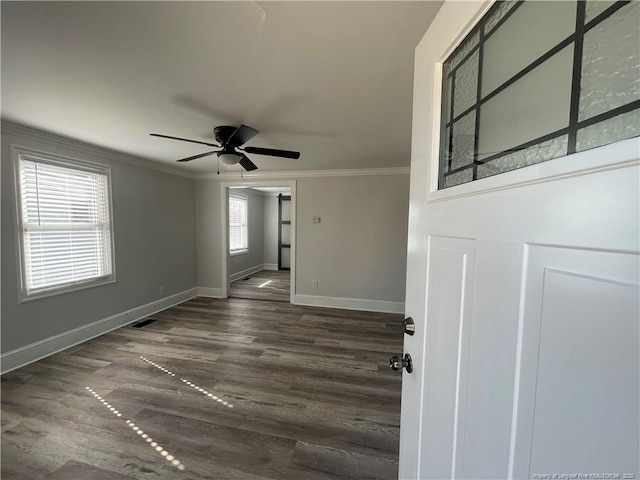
[1,1,442,175]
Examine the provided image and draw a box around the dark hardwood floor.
[229,270,291,303]
[1,297,404,479]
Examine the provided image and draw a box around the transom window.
[439,0,640,189]
[15,150,115,300]
[229,195,248,255]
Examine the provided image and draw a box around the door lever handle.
[389,353,413,373]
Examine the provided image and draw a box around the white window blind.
[229,195,248,253]
[18,157,114,297]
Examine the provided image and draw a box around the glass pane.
[444,168,473,188]
[478,45,573,161]
[579,2,640,121]
[453,50,479,118]
[477,135,569,179]
[26,228,103,290]
[576,109,640,152]
[442,127,451,173]
[281,224,291,244]
[482,0,576,96]
[484,0,519,34]
[280,248,290,269]
[280,199,291,221]
[451,111,476,171]
[443,75,453,124]
[449,31,479,71]
[585,0,616,23]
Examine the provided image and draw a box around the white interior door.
[400,2,640,479]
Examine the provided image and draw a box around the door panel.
[511,246,640,478]
[461,241,524,478]
[410,171,640,479]
[421,236,475,479]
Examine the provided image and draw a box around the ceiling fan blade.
[244,146,300,159]
[176,151,218,162]
[239,153,258,171]
[227,124,259,147]
[150,133,219,148]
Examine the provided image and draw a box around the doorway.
[220,180,296,303]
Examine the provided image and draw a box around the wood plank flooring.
[229,270,291,303]
[1,297,404,479]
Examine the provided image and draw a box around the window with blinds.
[228,195,248,254]
[16,152,115,300]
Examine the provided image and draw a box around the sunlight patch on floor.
[139,356,234,408]
[85,386,185,471]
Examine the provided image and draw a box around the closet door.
[278,194,291,271]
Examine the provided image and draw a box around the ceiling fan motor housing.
[214,126,237,145]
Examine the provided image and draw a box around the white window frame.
[437,0,640,191]
[12,146,116,302]
[421,1,639,204]
[228,193,248,256]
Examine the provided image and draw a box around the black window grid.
[439,0,638,189]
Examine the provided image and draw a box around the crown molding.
[195,166,410,180]
[1,120,194,179]
[1,120,410,181]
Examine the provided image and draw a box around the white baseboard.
[229,264,265,283]
[196,287,224,298]
[1,288,197,375]
[263,263,278,271]
[294,294,405,314]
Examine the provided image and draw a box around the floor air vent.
[132,319,157,328]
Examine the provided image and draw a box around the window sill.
[20,275,116,303]
[230,249,248,257]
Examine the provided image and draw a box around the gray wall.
[228,188,264,277]
[296,175,409,302]
[195,178,221,288]
[263,194,279,267]
[1,126,197,352]
[194,175,410,303]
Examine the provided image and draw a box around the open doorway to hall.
[226,185,292,303]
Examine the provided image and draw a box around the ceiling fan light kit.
[150,124,300,173]
[218,151,242,165]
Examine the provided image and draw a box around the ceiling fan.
[150,124,300,171]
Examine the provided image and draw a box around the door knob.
[389,353,413,373]
[403,317,415,336]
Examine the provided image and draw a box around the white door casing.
[219,180,297,303]
[400,2,640,479]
